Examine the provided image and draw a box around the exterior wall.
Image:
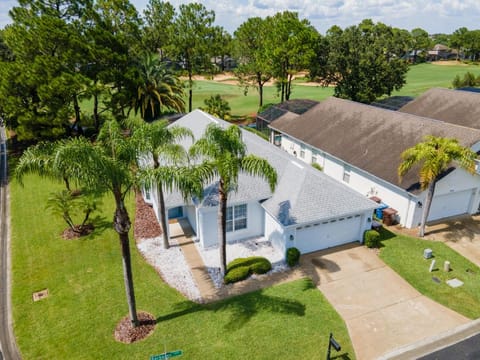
[185,205,197,236]
[197,200,265,249]
[264,211,287,256]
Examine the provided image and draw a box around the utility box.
[424,248,433,259]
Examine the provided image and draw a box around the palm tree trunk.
[188,70,193,113]
[419,180,436,237]
[113,193,138,327]
[218,179,227,276]
[158,183,170,249]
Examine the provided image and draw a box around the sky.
[1,0,480,35]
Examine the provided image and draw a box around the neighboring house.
[268,97,480,228]
[256,99,319,131]
[398,88,480,130]
[143,110,377,255]
[427,44,459,61]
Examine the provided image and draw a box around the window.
[143,188,152,204]
[343,166,351,183]
[312,152,317,164]
[300,145,306,158]
[226,204,247,232]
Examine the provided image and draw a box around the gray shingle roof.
[399,88,480,130]
[165,110,377,226]
[269,97,480,193]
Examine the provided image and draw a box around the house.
[256,99,319,131]
[268,97,480,229]
[144,110,377,255]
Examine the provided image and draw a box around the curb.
[378,319,480,359]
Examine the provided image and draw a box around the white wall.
[197,201,265,248]
[264,211,287,256]
[185,205,197,236]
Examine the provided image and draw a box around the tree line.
[0,0,478,142]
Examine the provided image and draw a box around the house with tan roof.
[268,96,480,229]
[144,110,377,255]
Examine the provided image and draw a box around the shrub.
[250,258,272,274]
[311,163,323,171]
[224,266,250,284]
[286,247,301,267]
[364,229,380,248]
[224,256,272,284]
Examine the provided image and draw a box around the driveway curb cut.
[377,318,480,359]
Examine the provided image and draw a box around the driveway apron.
[301,244,469,360]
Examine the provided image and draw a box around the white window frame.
[142,187,153,204]
[300,145,306,159]
[226,204,247,232]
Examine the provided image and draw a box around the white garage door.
[294,215,362,254]
[428,189,474,221]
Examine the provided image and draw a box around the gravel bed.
[195,237,288,288]
[137,236,202,302]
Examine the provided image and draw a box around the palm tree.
[398,135,477,237]
[132,120,194,249]
[17,120,141,326]
[132,53,185,121]
[190,124,277,275]
[15,140,73,191]
[200,94,231,120]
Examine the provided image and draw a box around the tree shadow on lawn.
[155,288,306,331]
[377,227,398,248]
[76,215,112,240]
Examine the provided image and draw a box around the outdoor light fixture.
[289,234,294,241]
[367,217,372,222]
[417,201,423,208]
[326,333,341,360]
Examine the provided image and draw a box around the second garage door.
[428,189,474,222]
[294,215,363,254]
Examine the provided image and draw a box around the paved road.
[0,126,21,360]
[419,333,480,360]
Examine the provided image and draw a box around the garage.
[428,189,474,221]
[294,214,363,254]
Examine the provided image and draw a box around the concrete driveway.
[301,244,469,360]
[421,215,480,266]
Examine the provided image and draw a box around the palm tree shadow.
[155,289,306,331]
[81,215,112,240]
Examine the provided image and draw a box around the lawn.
[391,62,480,98]
[10,174,354,359]
[379,228,480,319]
[189,80,333,117]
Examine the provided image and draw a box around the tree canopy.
[312,19,410,103]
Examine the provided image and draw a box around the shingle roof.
[399,88,480,130]
[257,99,319,124]
[269,97,480,193]
[165,110,377,226]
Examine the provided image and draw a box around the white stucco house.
[268,96,480,229]
[143,110,377,256]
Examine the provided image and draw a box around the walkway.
[170,218,304,302]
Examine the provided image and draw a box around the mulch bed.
[61,224,94,240]
[114,311,156,343]
[134,192,162,240]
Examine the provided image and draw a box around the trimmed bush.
[250,258,272,274]
[364,229,380,248]
[286,247,301,267]
[224,256,272,284]
[224,266,250,284]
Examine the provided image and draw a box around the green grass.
[10,174,354,359]
[189,80,333,117]
[378,228,480,319]
[391,62,480,97]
